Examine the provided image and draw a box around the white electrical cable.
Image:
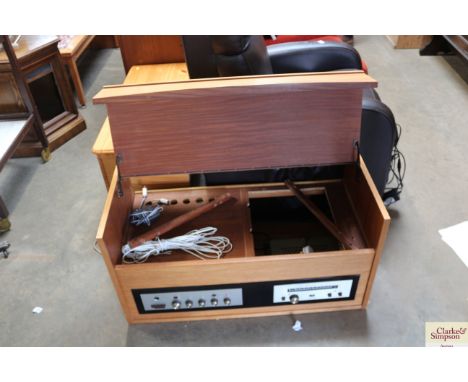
[121,227,232,264]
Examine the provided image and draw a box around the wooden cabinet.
[93,71,390,323]
[0,35,85,156]
[117,36,185,73]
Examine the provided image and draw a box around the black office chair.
[182,36,399,199]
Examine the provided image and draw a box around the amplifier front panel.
[133,275,360,314]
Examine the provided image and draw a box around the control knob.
[223,297,231,306]
[290,295,299,304]
[185,300,193,308]
[211,298,218,306]
[172,300,181,310]
[198,299,206,307]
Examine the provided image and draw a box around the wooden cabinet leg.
[68,58,86,106]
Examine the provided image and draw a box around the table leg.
[68,58,86,106]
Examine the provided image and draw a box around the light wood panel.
[97,170,133,321]
[126,63,189,84]
[127,302,365,324]
[387,35,431,49]
[116,250,374,288]
[92,118,113,155]
[98,172,133,267]
[344,160,390,307]
[94,71,376,103]
[117,36,185,73]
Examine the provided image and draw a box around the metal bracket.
[116,153,124,198]
[353,140,361,180]
[353,140,361,168]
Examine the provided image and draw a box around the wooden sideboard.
[0,35,86,156]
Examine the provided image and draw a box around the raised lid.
[94,71,377,178]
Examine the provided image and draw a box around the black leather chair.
[182,36,397,197]
[183,35,364,78]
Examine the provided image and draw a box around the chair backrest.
[267,41,363,73]
[183,35,273,78]
[183,35,364,78]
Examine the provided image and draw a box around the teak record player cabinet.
[94,71,390,324]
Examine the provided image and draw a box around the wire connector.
[129,187,163,226]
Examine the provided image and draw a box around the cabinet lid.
[94,71,377,178]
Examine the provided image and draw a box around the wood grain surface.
[117,36,185,73]
[94,73,376,177]
[94,71,376,102]
[96,162,388,323]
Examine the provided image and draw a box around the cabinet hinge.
[353,140,361,180]
[116,153,124,198]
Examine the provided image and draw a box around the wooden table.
[59,35,95,106]
[92,62,190,189]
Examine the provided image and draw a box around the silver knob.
[223,297,231,306]
[198,299,206,307]
[290,295,299,304]
[172,300,181,310]
[185,300,193,308]
[211,298,218,306]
